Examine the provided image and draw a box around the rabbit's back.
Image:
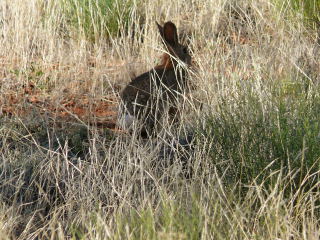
[121,67,185,115]
[119,21,191,136]
[121,71,152,108]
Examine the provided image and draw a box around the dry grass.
[0,0,320,239]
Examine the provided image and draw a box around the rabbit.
[120,21,191,136]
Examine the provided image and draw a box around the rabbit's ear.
[163,21,178,46]
[156,21,164,37]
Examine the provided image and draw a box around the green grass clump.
[106,197,203,240]
[289,0,320,23]
[275,0,320,29]
[58,0,136,42]
[201,78,320,192]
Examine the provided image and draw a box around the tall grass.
[0,0,320,239]
[289,0,319,23]
[56,0,136,42]
[274,0,320,29]
[202,78,320,192]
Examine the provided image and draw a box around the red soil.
[0,82,119,129]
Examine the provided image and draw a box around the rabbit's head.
[156,21,191,68]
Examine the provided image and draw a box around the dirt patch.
[0,82,119,129]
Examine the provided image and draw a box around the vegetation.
[55,0,136,42]
[286,0,320,28]
[0,0,319,239]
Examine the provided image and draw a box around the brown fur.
[155,53,174,70]
[120,21,191,136]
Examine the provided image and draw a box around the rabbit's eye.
[182,47,188,54]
